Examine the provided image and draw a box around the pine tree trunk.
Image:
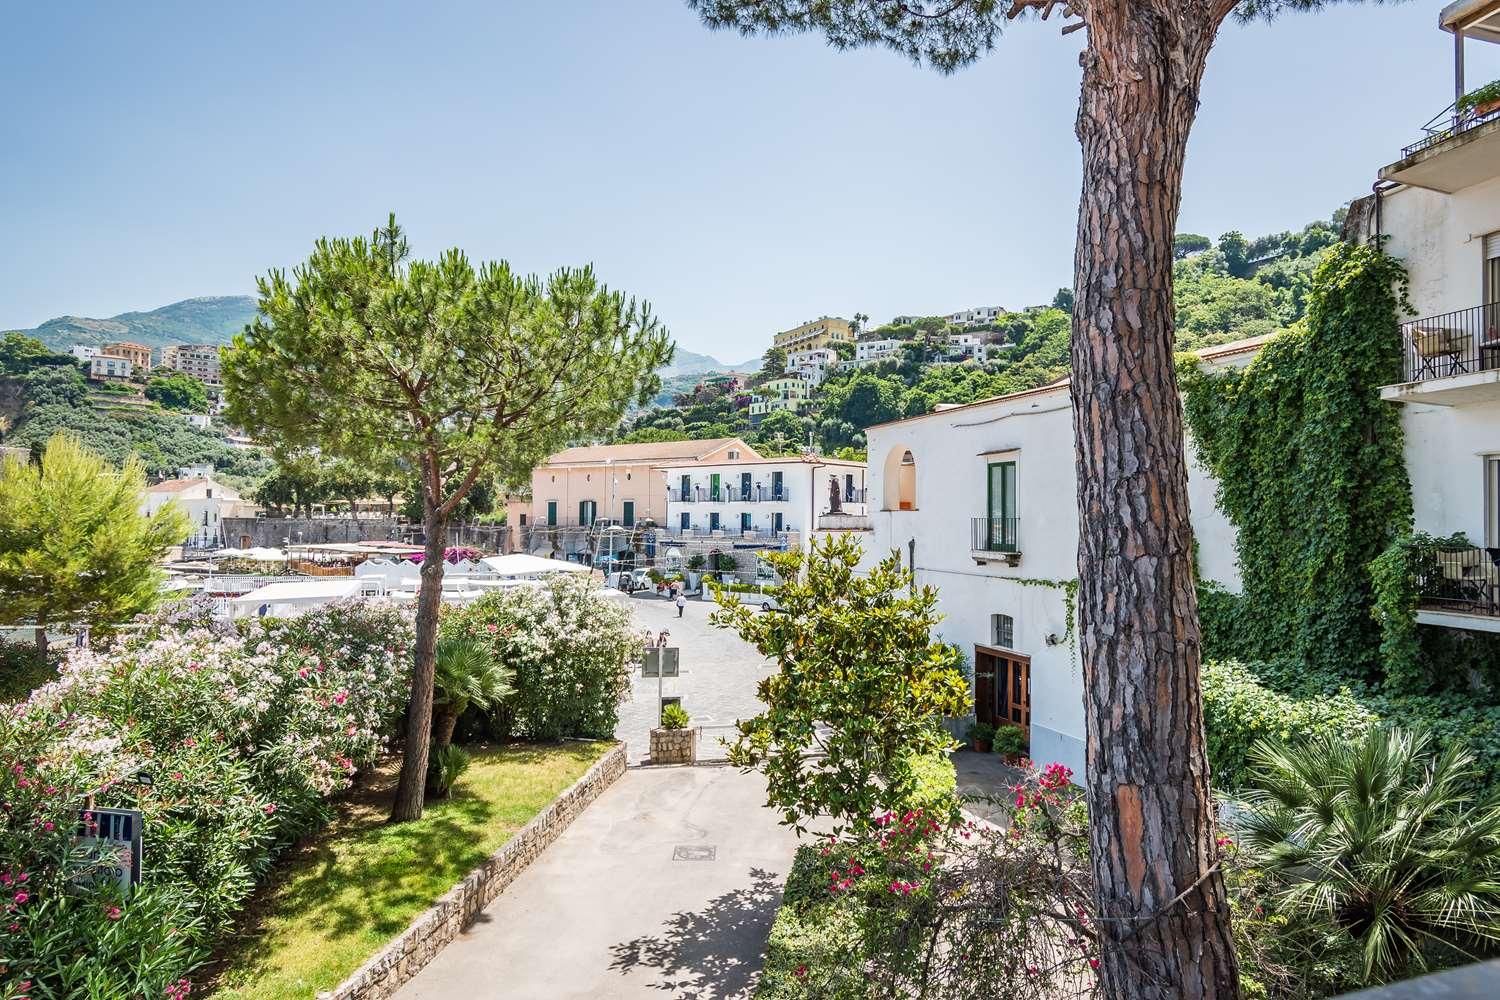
[1072,10,1240,998]
[390,491,447,823]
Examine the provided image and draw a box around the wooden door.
[974,650,998,727]
[974,645,1030,736]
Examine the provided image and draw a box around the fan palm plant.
[1241,726,1500,984]
[431,636,512,750]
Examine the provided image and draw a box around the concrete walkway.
[395,766,802,1000]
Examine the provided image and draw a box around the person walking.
[675,592,686,618]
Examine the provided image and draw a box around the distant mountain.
[661,348,757,378]
[9,296,258,353]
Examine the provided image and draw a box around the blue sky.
[3,1,1497,362]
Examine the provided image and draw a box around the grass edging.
[315,742,628,1000]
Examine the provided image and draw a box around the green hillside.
[10,295,258,353]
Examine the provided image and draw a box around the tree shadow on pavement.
[607,867,784,999]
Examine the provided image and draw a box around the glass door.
[709,473,721,502]
[740,512,752,533]
[986,461,1017,552]
[740,471,752,500]
[771,470,784,500]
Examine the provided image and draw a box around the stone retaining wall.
[316,742,628,1000]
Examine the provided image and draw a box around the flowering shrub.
[0,600,412,999]
[441,574,641,741]
[760,762,1102,1000]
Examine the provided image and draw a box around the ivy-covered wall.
[1180,241,1413,680]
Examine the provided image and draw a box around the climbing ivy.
[1180,241,1413,681]
[1015,577,1079,669]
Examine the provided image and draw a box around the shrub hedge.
[440,574,642,742]
[0,600,413,999]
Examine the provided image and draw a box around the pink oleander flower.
[14,891,29,904]
[263,803,277,814]
[105,905,122,920]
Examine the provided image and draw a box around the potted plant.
[965,721,996,754]
[1459,79,1500,120]
[650,703,697,764]
[992,723,1029,765]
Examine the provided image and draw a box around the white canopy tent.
[228,578,361,619]
[212,547,287,562]
[479,554,593,579]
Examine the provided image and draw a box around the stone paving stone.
[616,596,775,764]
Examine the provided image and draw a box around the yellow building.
[772,316,853,353]
[102,341,152,370]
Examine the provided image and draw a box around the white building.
[854,338,904,365]
[860,339,1260,777]
[88,355,133,380]
[662,455,867,548]
[143,473,251,550]
[70,345,100,362]
[944,332,988,363]
[947,305,1005,327]
[1344,0,1500,632]
[159,344,223,386]
[785,347,838,388]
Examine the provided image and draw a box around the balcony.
[1381,1,1500,192]
[970,516,1021,566]
[668,486,791,504]
[1380,303,1500,405]
[1416,545,1500,633]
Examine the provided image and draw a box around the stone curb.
[316,741,629,1000]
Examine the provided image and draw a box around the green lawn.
[207,741,613,1000]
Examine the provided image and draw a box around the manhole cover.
[673,845,717,862]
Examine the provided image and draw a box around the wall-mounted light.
[1044,633,1061,647]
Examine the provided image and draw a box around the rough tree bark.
[1070,5,1240,998]
[389,464,449,823]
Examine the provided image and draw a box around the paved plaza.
[615,594,775,764]
[395,766,803,1000]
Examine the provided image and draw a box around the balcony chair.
[1412,326,1471,378]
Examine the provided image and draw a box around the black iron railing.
[971,516,1021,554]
[669,486,791,503]
[1418,547,1500,618]
[1400,303,1500,382]
[1401,99,1500,159]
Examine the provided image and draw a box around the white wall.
[1400,398,1500,543]
[1376,175,1500,318]
[865,384,1242,779]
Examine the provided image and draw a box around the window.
[680,512,691,530]
[623,500,635,527]
[709,512,721,531]
[740,512,752,532]
[772,512,784,533]
[579,500,597,526]
[546,501,557,527]
[1487,456,1500,549]
[1485,231,1500,307]
[880,448,916,510]
[992,613,1015,649]
[728,449,740,459]
[519,513,527,526]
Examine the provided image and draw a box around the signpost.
[76,807,143,895]
[641,647,681,726]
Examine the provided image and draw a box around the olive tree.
[223,216,670,821]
